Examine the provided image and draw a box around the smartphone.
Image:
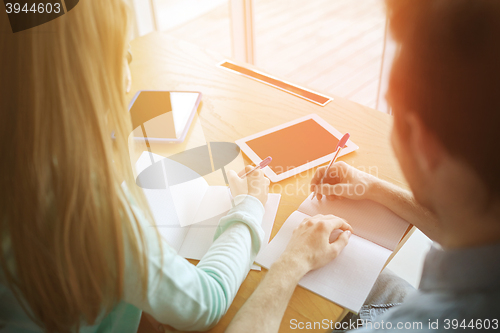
[129,90,202,143]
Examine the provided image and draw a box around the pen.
[240,156,272,178]
[311,133,351,200]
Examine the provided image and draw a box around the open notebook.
[135,151,281,267]
[256,194,409,313]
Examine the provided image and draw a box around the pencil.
[311,133,351,200]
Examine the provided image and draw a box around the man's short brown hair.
[386,0,500,196]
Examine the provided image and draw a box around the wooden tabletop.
[130,32,411,333]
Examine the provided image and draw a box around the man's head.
[386,0,500,217]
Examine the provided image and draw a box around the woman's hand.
[310,161,380,201]
[228,166,270,206]
[277,214,353,277]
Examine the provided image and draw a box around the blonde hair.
[0,1,152,331]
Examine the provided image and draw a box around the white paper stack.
[136,151,281,269]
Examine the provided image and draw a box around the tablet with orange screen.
[235,114,358,182]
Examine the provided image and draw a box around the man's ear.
[405,111,445,172]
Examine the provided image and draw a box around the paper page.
[180,194,281,261]
[300,235,392,313]
[135,150,210,227]
[169,177,209,227]
[251,194,281,270]
[142,188,189,252]
[298,194,409,251]
[255,211,392,313]
[134,151,167,186]
[192,186,232,225]
[135,151,165,175]
[257,194,281,256]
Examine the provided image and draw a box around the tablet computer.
[129,90,202,143]
[236,114,359,182]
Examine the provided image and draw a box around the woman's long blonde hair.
[0,1,151,331]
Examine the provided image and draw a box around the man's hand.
[277,214,353,277]
[226,214,352,333]
[311,162,440,241]
[310,161,380,201]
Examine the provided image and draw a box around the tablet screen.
[130,91,201,142]
[246,118,342,175]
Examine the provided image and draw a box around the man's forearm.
[225,256,308,333]
[368,179,440,239]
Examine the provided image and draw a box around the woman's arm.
[122,167,270,331]
[124,194,265,332]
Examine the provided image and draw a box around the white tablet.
[236,114,359,182]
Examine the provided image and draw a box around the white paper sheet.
[258,194,282,256]
[135,151,165,173]
[136,151,281,270]
[180,194,281,261]
[299,194,409,251]
[143,185,281,269]
[169,177,210,227]
[136,151,230,227]
[191,186,232,226]
[142,188,188,251]
[255,211,392,312]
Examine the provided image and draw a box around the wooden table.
[130,32,413,333]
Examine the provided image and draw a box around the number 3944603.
[5,3,62,14]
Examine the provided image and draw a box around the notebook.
[255,194,410,313]
[144,188,281,263]
[135,151,281,267]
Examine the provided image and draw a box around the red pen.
[311,133,351,200]
[240,156,272,178]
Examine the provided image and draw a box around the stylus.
[240,156,273,178]
[311,133,351,200]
